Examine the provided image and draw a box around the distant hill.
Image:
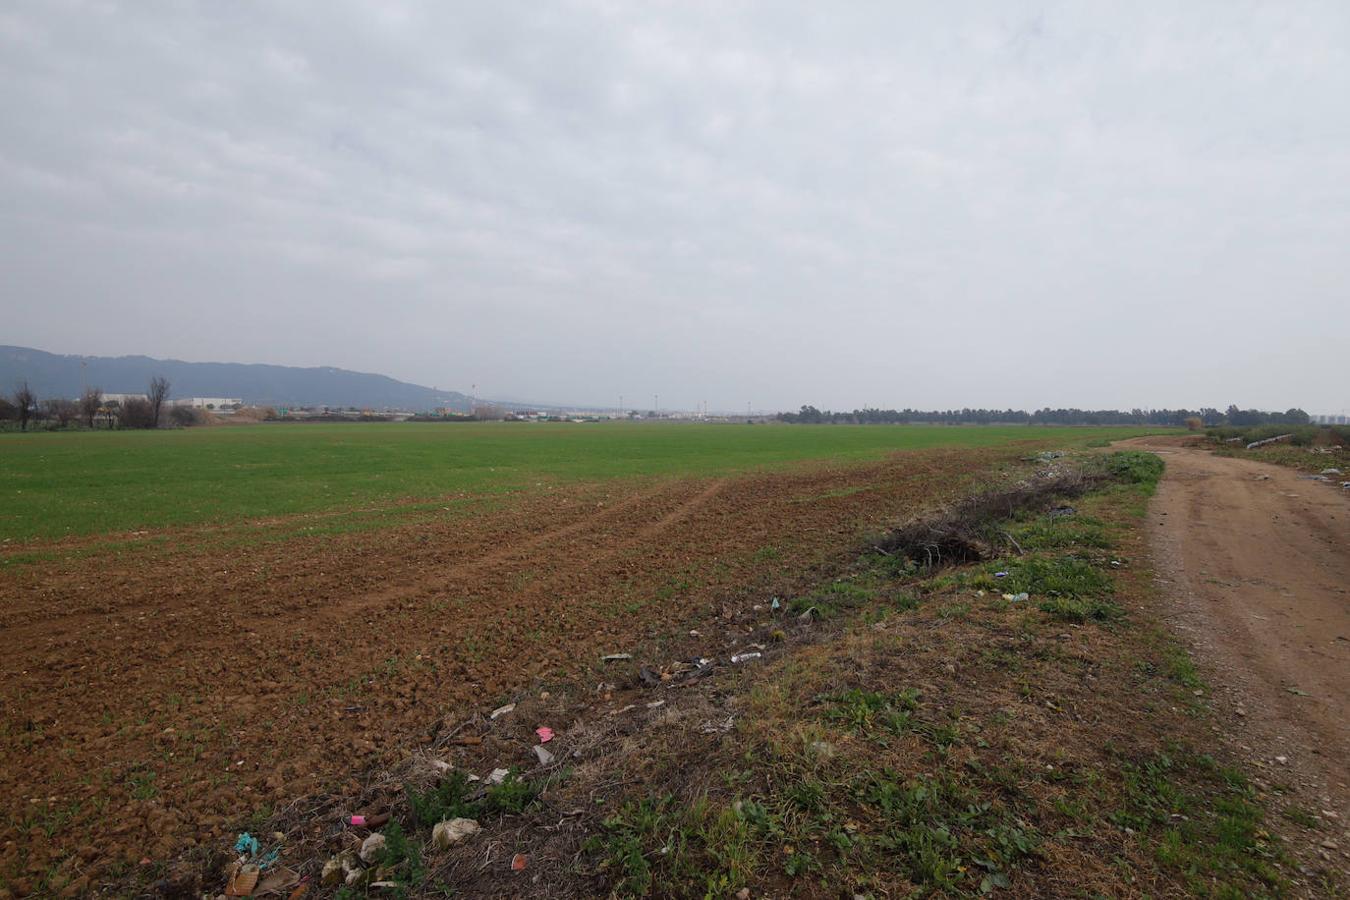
[0,346,474,411]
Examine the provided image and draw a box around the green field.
[0,422,1162,542]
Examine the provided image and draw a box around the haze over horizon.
[3,3,1347,414]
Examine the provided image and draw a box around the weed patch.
[787,579,876,619]
[406,768,538,828]
[1037,595,1124,623]
[822,687,919,736]
[588,795,756,899]
[1111,748,1286,892]
[961,555,1114,604]
[1100,450,1165,487]
[1008,512,1111,550]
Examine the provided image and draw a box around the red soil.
[0,447,1020,892]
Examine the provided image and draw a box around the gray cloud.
[3,1,1347,412]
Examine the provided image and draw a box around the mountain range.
[0,346,477,411]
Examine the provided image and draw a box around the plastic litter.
[256,867,300,896]
[432,817,481,850]
[359,833,387,864]
[730,652,762,664]
[234,833,260,856]
[490,703,516,719]
[669,657,715,681]
[321,855,347,888]
[1246,434,1293,449]
[511,853,529,872]
[533,744,556,766]
[324,851,362,887]
[700,714,736,734]
[994,571,1009,578]
[601,653,632,662]
[535,726,554,743]
[225,864,260,897]
[345,812,390,829]
[486,767,510,785]
[770,598,781,611]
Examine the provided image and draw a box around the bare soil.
[0,446,1021,894]
[366,446,1338,897]
[1125,436,1350,867]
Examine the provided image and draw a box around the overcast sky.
[3,2,1347,413]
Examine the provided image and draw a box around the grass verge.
[578,451,1304,898]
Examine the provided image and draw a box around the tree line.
[777,405,1312,427]
[1,375,182,431]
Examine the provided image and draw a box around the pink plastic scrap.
[535,726,554,743]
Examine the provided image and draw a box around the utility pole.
[619,394,623,418]
[654,394,659,416]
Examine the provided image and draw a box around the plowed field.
[0,432,1101,893]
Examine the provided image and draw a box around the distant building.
[1312,414,1348,425]
[101,392,148,404]
[174,397,243,410]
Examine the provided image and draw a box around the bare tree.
[12,381,35,431]
[148,376,170,428]
[168,405,202,427]
[42,397,78,428]
[79,386,103,429]
[118,397,155,429]
[471,403,506,420]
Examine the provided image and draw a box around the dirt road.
[1125,437,1350,827]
